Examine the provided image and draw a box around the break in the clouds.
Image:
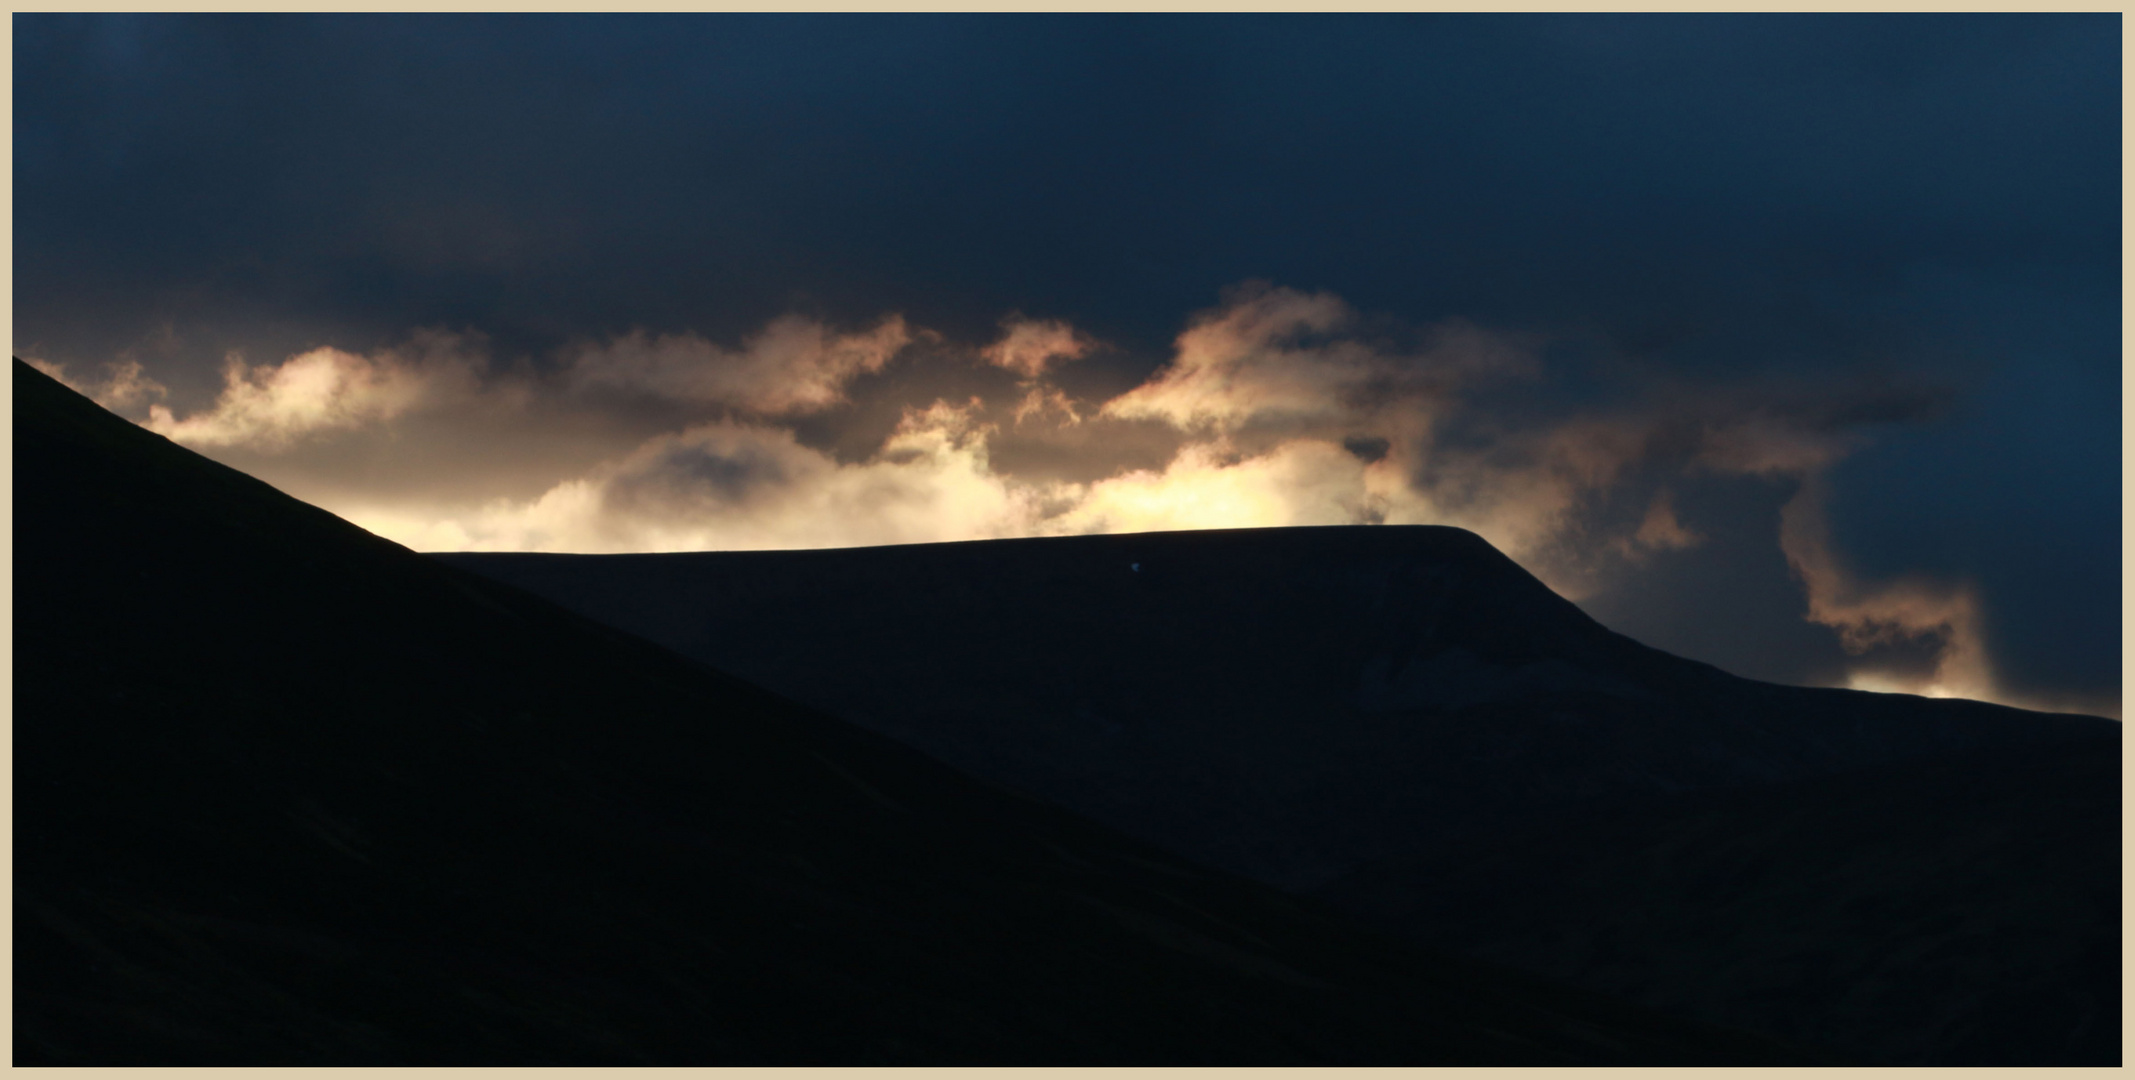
[33,281,2045,713]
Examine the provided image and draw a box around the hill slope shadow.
[441,503,2119,1064]
[12,358,1816,1065]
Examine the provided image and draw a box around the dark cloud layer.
[14,14,2120,715]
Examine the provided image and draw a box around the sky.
[14,13,2121,717]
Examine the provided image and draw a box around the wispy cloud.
[340,399,1034,554]
[1621,489,1702,557]
[26,355,169,411]
[1779,475,1995,703]
[139,331,492,449]
[563,315,912,414]
[982,315,1094,381]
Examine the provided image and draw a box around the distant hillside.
[1317,736,2119,1065]
[14,357,1813,1065]
[441,529,2111,889]
[442,521,2119,1064]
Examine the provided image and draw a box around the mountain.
[440,530,2112,890]
[1317,736,2119,1065]
[13,357,1816,1065]
[440,516,2119,1063]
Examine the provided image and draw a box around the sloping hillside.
[12,358,1806,1065]
[442,511,2119,1063]
[442,531,2111,891]
[1317,736,2119,1064]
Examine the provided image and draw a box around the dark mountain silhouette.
[1317,735,2119,1066]
[13,356,1818,1065]
[441,518,2119,1064]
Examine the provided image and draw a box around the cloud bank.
[54,284,2055,714]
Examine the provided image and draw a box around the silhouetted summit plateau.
[13,356,1817,1065]
[442,504,2119,1064]
[442,526,2112,888]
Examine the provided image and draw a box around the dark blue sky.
[13,14,2121,713]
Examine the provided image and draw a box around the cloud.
[25,355,168,410]
[346,399,1038,554]
[1055,438,1395,535]
[982,316,1094,380]
[91,284,2059,712]
[1778,475,1996,703]
[351,422,1399,558]
[1081,288,1922,598]
[1104,282,1533,436]
[140,330,491,449]
[1010,385,1083,427]
[1102,284,1370,433]
[120,287,1926,607]
[562,315,912,414]
[1625,489,1702,556]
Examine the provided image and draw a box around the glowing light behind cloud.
[343,403,1035,555]
[136,331,491,449]
[1779,475,1997,704]
[28,355,168,411]
[64,283,2059,714]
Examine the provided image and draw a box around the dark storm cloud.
[14,13,2119,714]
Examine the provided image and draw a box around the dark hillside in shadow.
[12,357,1812,1065]
[443,516,2118,1063]
[444,530,2111,891]
[1317,736,2119,1065]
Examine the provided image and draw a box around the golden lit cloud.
[562,314,912,414]
[140,331,489,449]
[1779,476,1996,703]
[1057,438,1389,535]
[26,356,169,411]
[1103,283,1532,436]
[104,284,2046,712]
[345,399,1038,554]
[982,316,1094,380]
[1624,490,1702,556]
[1010,385,1083,427]
[1103,284,1373,432]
